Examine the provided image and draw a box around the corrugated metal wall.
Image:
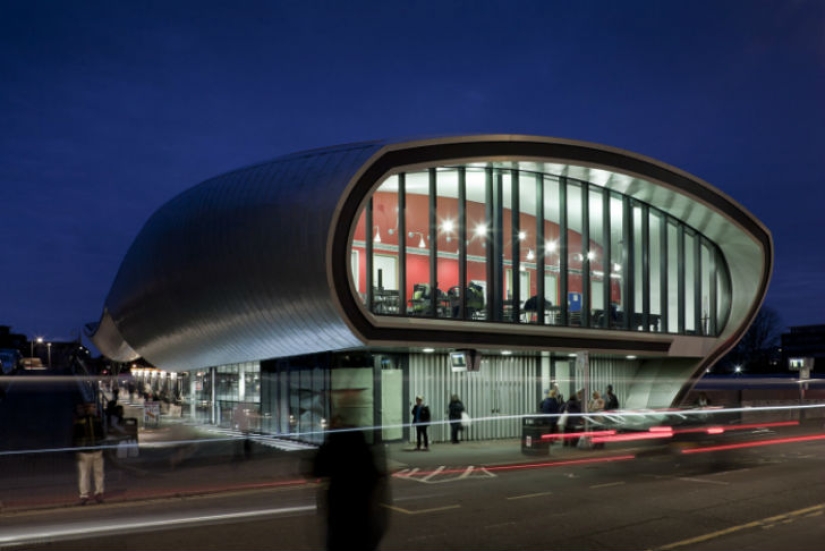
[408,353,537,442]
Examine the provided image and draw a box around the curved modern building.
[90,135,772,444]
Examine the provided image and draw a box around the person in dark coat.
[448,394,465,444]
[540,389,562,432]
[312,416,389,551]
[562,391,584,447]
[604,385,620,410]
[411,395,431,450]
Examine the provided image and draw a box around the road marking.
[677,477,729,485]
[709,468,750,476]
[421,466,445,482]
[394,465,496,484]
[506,491,553,500]
[590,481,626,489]
[650,503,825,551]
[382,503,461,515]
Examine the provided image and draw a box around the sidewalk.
[0,421,639,514]
[2,417,819,514]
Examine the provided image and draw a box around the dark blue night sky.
[1,1,823,344]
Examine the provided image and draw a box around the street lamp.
[30,336,43,358]
[47,342,52,368]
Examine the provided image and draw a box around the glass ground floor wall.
[407,352,641,443]
[181,350,643,445]
[353,165,732,337]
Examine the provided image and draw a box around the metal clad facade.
[408,353,536,442]
[101,143,385,369]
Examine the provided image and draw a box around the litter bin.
[521,416,551,455]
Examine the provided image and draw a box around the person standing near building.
[411,395,431,450]
[73,402,106,505]
[540,389,562,432]
[604,385,620,410]
[448,394,465,444]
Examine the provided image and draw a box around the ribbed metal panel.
[97,142,385,370]
[408,353,536,443]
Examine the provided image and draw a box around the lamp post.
[30,336,43,359]
[47,342,52,368]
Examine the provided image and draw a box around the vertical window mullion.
[642,204,650,331]
[494,169,504,322]
[366,198,375,312]
[428,168,437,319]
[602,191,611,328]
[709,244,719,335]
[536,173,545,325]
[485,167,494,322]
[581,183,590,327]
[559,178,569,326]
[677,225,686,334]
[458,167,467,320]
[511,170,520,323]
[659,216,668,333]
[694,234,702,334]
[622,197,632,331]
[398,174,407,315]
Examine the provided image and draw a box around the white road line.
[458,466,475,479]
[421,466,446,483]
[678,477,729,485]
[590,481,626,489]
[506,491,553,500]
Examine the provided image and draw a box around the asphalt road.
[3,435,824,551]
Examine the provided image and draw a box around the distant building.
[88,135,772,444]
[781,324,825,371]
[0,325,27,352]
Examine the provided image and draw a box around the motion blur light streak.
[680,433,825,455]
[541,430,617,441]
[590,432,674,444]
[0,505,317,548]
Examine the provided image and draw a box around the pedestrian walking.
[313,415,389,551]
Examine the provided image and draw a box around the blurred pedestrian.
[604,384,619,410]
[313,416,389,551]
[448,394,465,444]
[562,391,584,447]
[411,395,431,450]
[589,391,605,413]
[541,389,562,432]
[73,402,106,505]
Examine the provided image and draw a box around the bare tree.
[719,306,784,373]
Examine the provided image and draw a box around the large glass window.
[684,231,697,334]
[566,182,583,327]
[351,163,730,337]
[649,212,664,332]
